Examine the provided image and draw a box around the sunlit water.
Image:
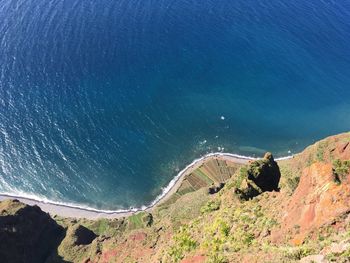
[0,0,350,209]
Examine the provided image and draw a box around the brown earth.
[274,162,350,245]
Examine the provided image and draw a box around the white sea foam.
[0,152,294,215]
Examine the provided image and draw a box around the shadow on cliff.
[234,152,281,200]
[0,199,69,263]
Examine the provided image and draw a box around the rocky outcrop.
[208,183,225,195]
[0,199,64,263]
[235,152,281,200]
[69,224,97,245]
[141,213,153,227]
[54,224,98,262]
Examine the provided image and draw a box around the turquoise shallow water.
[0,0,350,210]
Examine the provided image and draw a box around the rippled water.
[0,0,350,209]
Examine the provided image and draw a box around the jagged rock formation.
[235,152,281,200]
[0,199,64,263]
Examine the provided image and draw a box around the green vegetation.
[326,248,350,262]
[194,169,214,185]
[224,167,246,191]
[279,163,300,194]
[128,212,145,229]
[169,160,241,203]
[200,200,221,214]
[316,141,327,162]
[168,226,198,262]
[196,197,279,261]
[282,245,314,260]
[127,212,153,230]
[85,218,126,236]
[286,177,300,192]
[304,139,331,166]
[332,159,350,183]
[234,153,281,200]
[235,166,247,188]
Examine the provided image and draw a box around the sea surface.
[1,0,350,210]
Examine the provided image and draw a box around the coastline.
[0,152,293,220]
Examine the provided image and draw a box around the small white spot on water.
[220,116,225,120]
[199,139,207,145]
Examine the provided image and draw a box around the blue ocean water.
[0,0,350,210]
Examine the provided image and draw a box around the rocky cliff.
[1,132,350,263]
[0,199,64,263]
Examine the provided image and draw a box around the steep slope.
[1,132,350,263]
[0,199,64,263]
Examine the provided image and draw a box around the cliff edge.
[0,199,64,263]
[1,132,350,263]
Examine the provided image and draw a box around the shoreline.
[0,152,293,220]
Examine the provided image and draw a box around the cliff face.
[276,162,350,245]
[1,132,350,263]
[0,199,64,263]
[272,133,350,246]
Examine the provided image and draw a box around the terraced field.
[176,158,241,196]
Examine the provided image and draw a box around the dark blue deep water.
[1,0,350,209]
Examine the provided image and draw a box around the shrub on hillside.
[332,159,350,183]
[200,200,221,214]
